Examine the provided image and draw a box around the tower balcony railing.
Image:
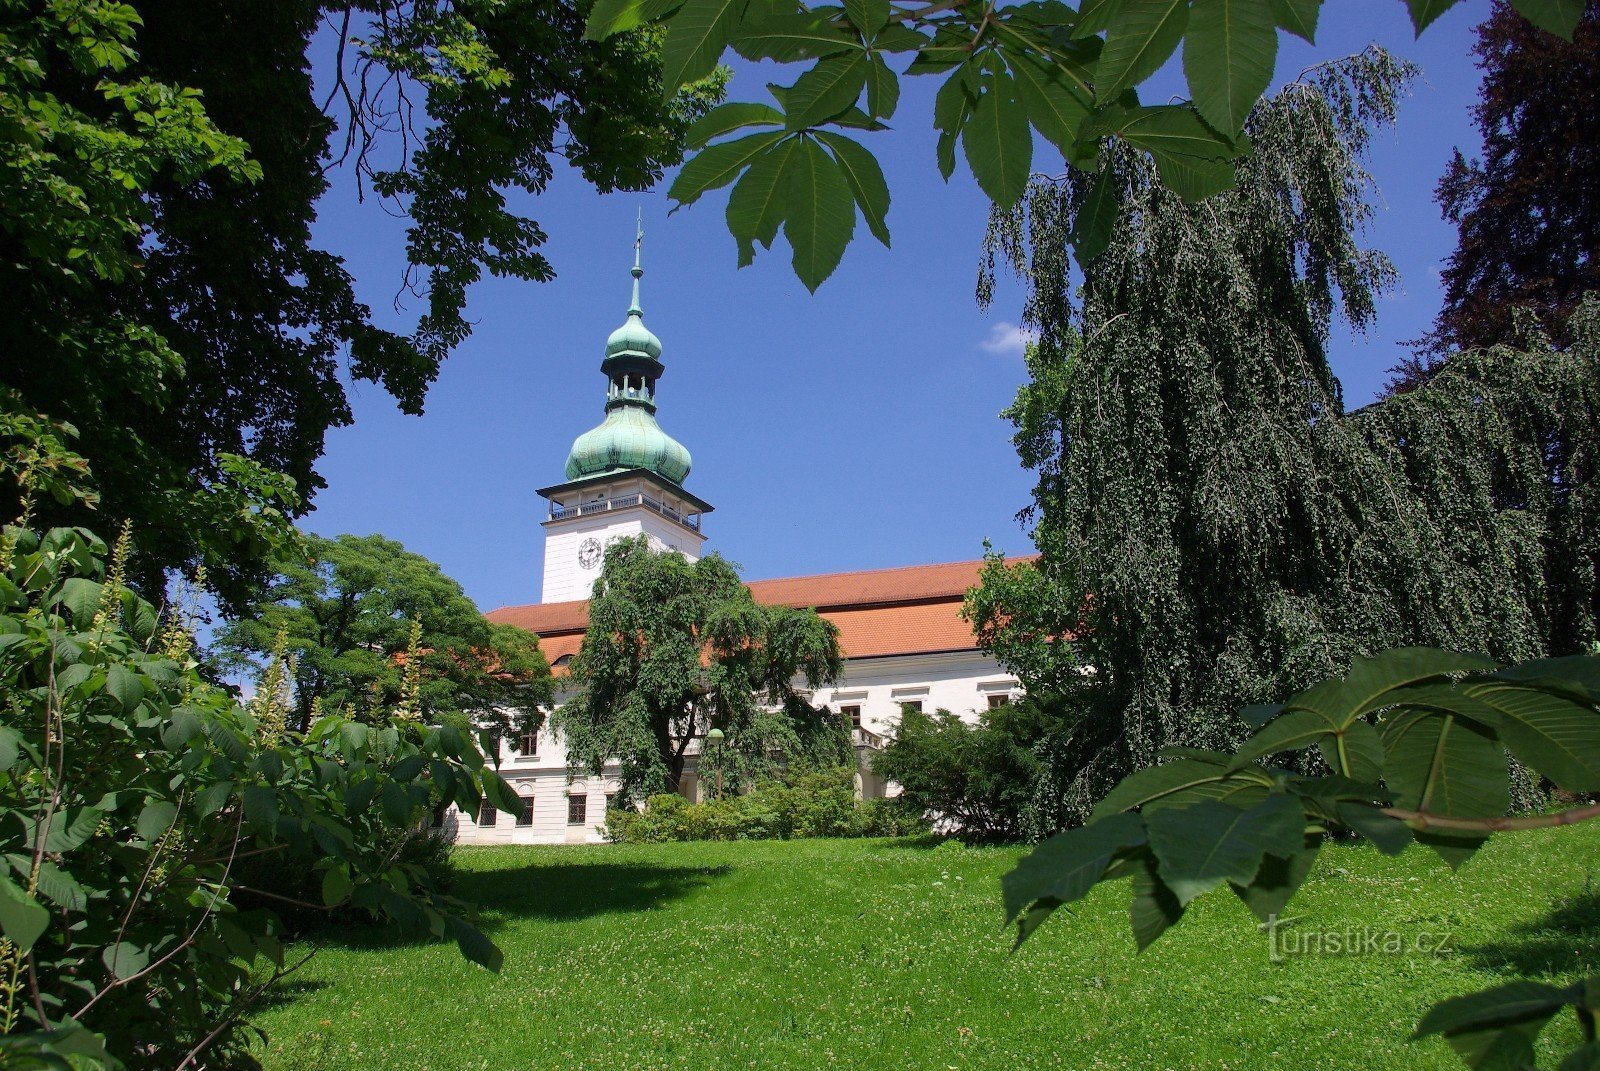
[550,492,700,531]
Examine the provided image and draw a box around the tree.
[1423,0,1600,362]
[0,1,722,608]
[871,699,1067,840]
[555,535,847,799]
[583,0,1578,290]
[968,52,1596,823]
[215,532,553,736]
[0,427,525,1068]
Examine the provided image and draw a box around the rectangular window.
[840,705,862,729]
[605,793,618,811]
[518,730,539,758]
[987,694,1012,710]
[477,800,497,827]
[900,700,924,714]
[567,794,588,825]
[517,797,535,826]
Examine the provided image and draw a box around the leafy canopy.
[585,0,1579,290]
[215,532,553,738]
[555,535,847,799]
[0,0,722,608]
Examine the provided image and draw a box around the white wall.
[808,650,1020,737]
[442,649,1020,845]
[540,481,707,602]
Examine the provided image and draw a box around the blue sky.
[300,1,1493,614]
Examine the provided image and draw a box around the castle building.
[446,232,1022,845]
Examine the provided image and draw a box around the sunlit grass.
[254,823,1599,1070]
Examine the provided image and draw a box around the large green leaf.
[101,942,149,981]
[844,0,890,35]
[817,131,891,246]
[103,664,144,710]
[1095,0,1190,103]
[1230,709,1331,768]
[0,873,49,951]
[1266,0,1321,40]
[1415,980,1571,1070]
[321,863,353,907]
[585,0,683,39]
[1383,710,1509,818]
[1128,858,1185,949]
[1464,681,1600,793]
[1492,654,1600,704]
[136,800,177,843]
[1232,834,1319,921]
[962,68,1033,207]
[669,130,787,205]
[727,135,802,256]
[1406,0,1459,35]
[1317,718,1383,782]
[446,914,504,973]
[1183,0,1277,135]
[1072,166,1119,263]
[1150,147,1238,201]
[1090,103,1236,161]
[733,12,858,60]
[242,785,280,829]
[864,54,900,120]
[1001,811,1146,936]
[1511,0,1585,38]
[1286,647,1498,730]
[479,769,522,815]
[784,137,857,291]
[786,54,870,128]
[42,806,102,853]
[660,0,746,97]
[1146,794,1304,905]
[1008,50,1093,157]
[1093,757,1249,817]
[686,102,784,148]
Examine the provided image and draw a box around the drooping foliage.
[975,50,1600,824]
[0,0,721,608]
[555,536,848,800]
[586,0,1576,290]
[215,532,553,736]
[1422,0,1600,361]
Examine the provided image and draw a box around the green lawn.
[254,825,1599,1070]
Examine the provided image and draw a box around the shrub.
[871,699,1070,841]
[603,767,928,843]
[0,524,516,1069]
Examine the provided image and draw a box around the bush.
[604,767,928,843]
[0,524,510,1069]
[870,699,1070,841]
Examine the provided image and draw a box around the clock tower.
[536,223,712,604]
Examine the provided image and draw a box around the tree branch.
[1380,801,1600,833]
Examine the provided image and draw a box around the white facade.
[539,473,707,603]
[444,719,623,845]
[444,651,1019,846]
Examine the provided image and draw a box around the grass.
[254,823,1600,1070]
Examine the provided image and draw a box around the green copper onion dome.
[565,405,692,484]
[564,218,692,486]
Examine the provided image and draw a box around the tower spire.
[629,209,644,315]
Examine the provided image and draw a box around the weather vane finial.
[629,210,644,314]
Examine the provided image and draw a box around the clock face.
[577,537,603,570]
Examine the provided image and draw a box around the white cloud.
[979,321,1037,358]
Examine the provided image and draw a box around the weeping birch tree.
[973,49,1600,827]
[554,536,848,800]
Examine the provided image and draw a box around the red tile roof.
[485,556,1036,666]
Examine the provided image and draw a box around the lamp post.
[706,727,724,800]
